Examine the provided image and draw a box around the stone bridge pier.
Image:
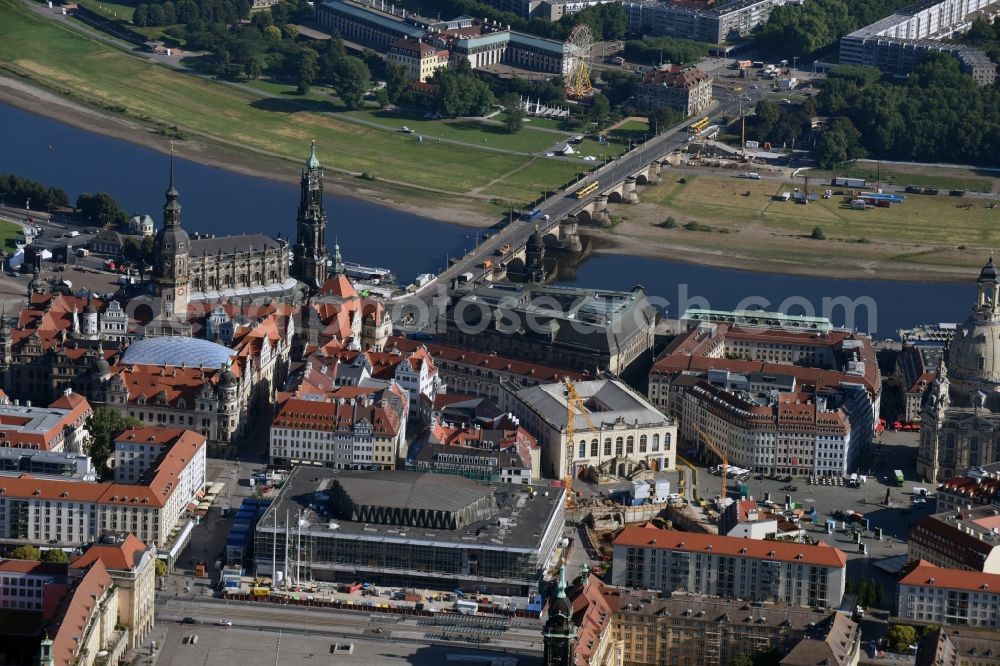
[623,176,640,204]
[558,217,583,253]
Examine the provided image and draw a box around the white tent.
[560,144,576,155]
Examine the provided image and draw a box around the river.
[0,102,974,337]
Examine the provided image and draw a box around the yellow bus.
[574,181,600,199]
[688,117,710,133]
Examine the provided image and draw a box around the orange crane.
[563,379,602,507]
[693,424,729,505]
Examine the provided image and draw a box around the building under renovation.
[253,467,565,594]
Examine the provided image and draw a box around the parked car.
[218,619,232,627]
[181,617,199,625]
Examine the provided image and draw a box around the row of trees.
[9,545,70,563]
[131,0,254,27]
[816,53,1000,166]
[622,36,710,66]
[0,174,69,210]
[754,0,916,58]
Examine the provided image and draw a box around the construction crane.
[693,425,729,507]
[563,378,602,507]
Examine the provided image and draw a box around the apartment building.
[893,346,937,423]
[504,378,676,480]
[909,508,1000,573]
[649,317,881,477]
[898,563,1000,628]
[625,0,797,43]
[387,38,449,82]
[635,64,713,117]
[0,390,92,454]
[936,466,1000,513]
[0,448,96,482]
[839,0,1000,81]
[916,628,1000,666]
[269,385,408,469]
[562,571,858,666]
[0,559,68,612]
[612,527,847,607]
[0,429,206,549]
[70,533,156,650]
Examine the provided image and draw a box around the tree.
[42,549,69,564]
[11,545,40,561]
[264,25,282,42]
[432,62,494,117]
[754,99,780,127]
[147,4,166,26]
[132,4,148,26]
[332,55,370,109]
[161,1,177,24]
[590,93,612,129]
[373,87,389,108]
[155,559,168,576]
[384,62,410,103]
[730,656,754,666]
[295,48,319,87]
[76,192,127,227]
[887,625,917,653]
[244,53,263,79]
[85,406,141,481]
[810,226,825,239]
[500,92,524,133]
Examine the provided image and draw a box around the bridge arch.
[607,190,624,204]
[575,209,592,225]
[635,173,649,185]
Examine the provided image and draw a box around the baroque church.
[151,143,330,330]
[919,257,1000,481]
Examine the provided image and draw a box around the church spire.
[292,141,329,290]
[164,143,181,226]
[332,240,343,275]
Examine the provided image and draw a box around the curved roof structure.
[121,336,233,368]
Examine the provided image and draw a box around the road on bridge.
[396,84,756,316]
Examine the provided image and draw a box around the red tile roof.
[71,535,149,572]
[50,559,113,666]
[385,336,585,382]
[641,64,711,89]
[900,563,1000,594]
[614,527,848,568]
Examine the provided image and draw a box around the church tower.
[152,149,190,320]
[542,565,577,666]
[526,225,547,283]
[292,142,329,290]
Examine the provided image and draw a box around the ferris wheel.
[565,25,594,99]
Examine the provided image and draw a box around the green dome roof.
[306,141,321,170]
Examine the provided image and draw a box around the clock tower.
[153,149,191,321]
[292,141,329,291]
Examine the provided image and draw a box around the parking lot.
[681,431,929,583]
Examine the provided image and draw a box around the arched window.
[579,441,587,459]
[626,436,634,455]
[639,435,647,453]
[652,434,660,452]
[590,439,598,457]
[603,438,612,456]
[615,437,624,456]
[664,433,672,449]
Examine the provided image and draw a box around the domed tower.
[153,148,191,320]
[292,142,329,291]
[81,300,98,338]
[526,225,546,283]
[946,256,1000,401]
[541,565,577,666]
[217,361,239,444]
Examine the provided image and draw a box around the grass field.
[807,164,994,193]
[608,172,1000,276]
[338,108,572,154]
[0,221,24,251]
[0,0,587,204]
[522,116,566,131]
[608,119,649,140]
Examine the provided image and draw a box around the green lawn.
[481,160,583,203]
[572,138,628,161]
[0,221,23,251]
[0,0,589,202]
[806,166,993,193]
[522,116,566,131]
[338,108,572,154]
[609,119,649,140]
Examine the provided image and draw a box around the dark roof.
[188,233,285,258]
[335,470,490,512]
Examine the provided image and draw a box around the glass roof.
[121,336,234,368]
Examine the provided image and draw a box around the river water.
[0,102,974,337]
